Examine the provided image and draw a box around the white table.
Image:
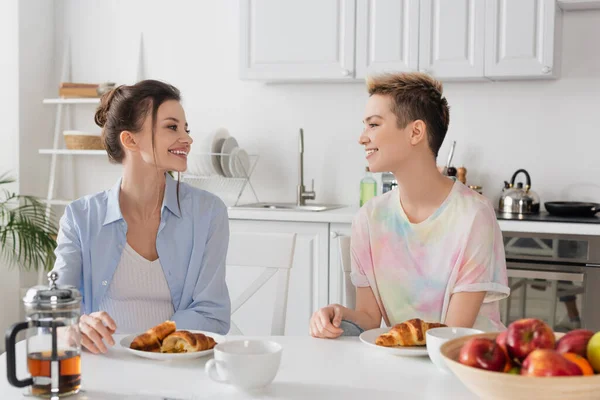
[1,335,476,399]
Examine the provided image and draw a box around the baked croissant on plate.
[129,320,217,354]
[130,320,176,352]
[160,331,217,353]
[375,318,446,347]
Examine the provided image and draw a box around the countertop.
[0,335,476,400]
[228,206,359,224]
[228,206,600,236]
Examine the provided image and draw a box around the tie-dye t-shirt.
[350,180,510,332]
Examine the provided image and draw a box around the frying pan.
[544,202,600,218]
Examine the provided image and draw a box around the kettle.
[499,169,540,214]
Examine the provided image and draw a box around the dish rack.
[182,152,260,207]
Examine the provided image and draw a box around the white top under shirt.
[98,243,174,334]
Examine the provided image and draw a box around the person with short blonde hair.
[310,72,509,338]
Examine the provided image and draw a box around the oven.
[501,231,600,332]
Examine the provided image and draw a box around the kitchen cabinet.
[355,0,419,79]
[419,0,485,79]
[227,220,329,336]
[240,0,562,82]
[239,0,356,81]
[328,223,353,307]
[485,0,562,79]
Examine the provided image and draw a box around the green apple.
[586,332,600,373]
[508,366,521,375]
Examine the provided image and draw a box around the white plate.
[120,330,226,361]
[228,147,241,178]
[194,131,217,176]
[210,128,230,176]
[359,327,429,357]
[220,137,239,178]
[231,148,250,178]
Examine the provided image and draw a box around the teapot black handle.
[510,169,532,189]
[5,321,33,388]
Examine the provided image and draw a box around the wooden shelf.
[558,0,600,10]
[42,199,71,206]
[43,98,101,105]
[39,149,106,156]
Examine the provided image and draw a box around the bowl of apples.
[440,318,600,400]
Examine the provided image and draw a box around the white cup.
[205,340,283,391]
[426,327,483,374]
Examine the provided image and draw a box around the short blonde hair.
[366,72,450,157]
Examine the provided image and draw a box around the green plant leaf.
[0,175,58,271]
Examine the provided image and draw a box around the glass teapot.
[5,271,82,398]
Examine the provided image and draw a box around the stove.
[495,210,600,224]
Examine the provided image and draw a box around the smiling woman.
[51,80,231,355]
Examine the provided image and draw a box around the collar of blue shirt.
[103,172,182,225]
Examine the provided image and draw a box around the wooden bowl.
[440,332,600,400]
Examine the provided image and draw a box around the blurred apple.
[495,331,513,371]
[521,349,582,377]
[587,331,600,373]
[459,338,507,372]
[496,330,510,359]
[506,318,555,363]
[556,329,594,357]
[508,366,521,375]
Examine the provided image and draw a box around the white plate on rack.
[230,147,250,178]
[359,327,429,357]
[193,131,217,176]
[210,128,230,176]
[120,330,226,361]
[220,137,239,178]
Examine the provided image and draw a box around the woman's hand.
[79,311,117,354]
[309,304,344,339]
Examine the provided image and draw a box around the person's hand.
[79,311,117,354]
[309,304,344,339]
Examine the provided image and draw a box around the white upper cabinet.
[355,0,419,79]
[419,0,485,79]
[239,0,356,81]
[239,0,563,82]
[485,0,562,79]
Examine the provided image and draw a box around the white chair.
[226,232,297,336]
[338,235,356,309]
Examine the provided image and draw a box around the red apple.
[459,337,507,372]
[556,329,594,357]
[521,349,583,377]
[495,330,514,371]
[506,318,555,363]
[496,330,510,359]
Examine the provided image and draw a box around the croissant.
[130,320,176,352]
[160,331,217,353]
[375,318,446,347]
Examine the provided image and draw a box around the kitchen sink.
[233,202,345,212]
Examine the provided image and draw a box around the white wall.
[0,0,21,353]
[46,1,600,209]
[18,0,57,297]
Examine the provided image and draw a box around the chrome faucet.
[297,128,315,206]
